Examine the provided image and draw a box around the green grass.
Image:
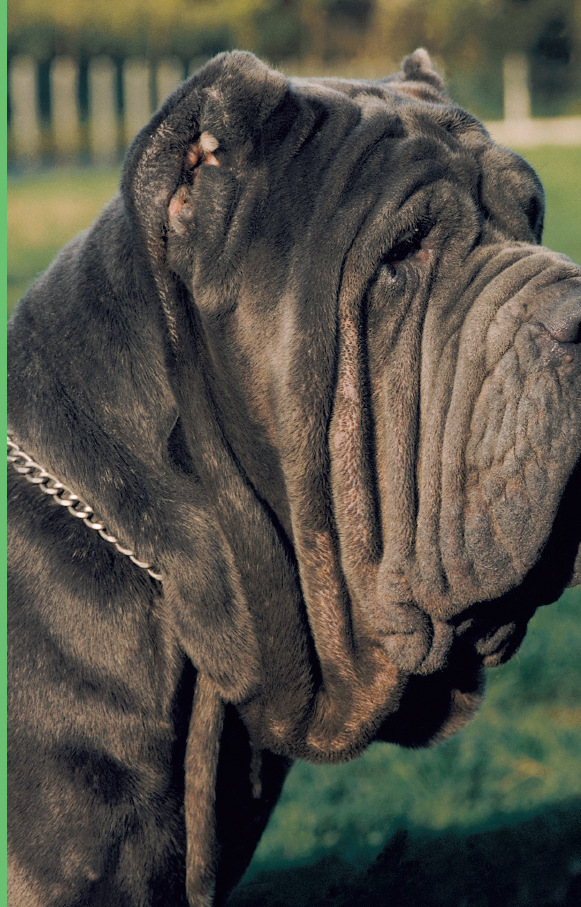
[7,167,120,315]
[521,146,581,266]
[7,150,581,905]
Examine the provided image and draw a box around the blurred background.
[7,0,581,169]
[7,1,581,905]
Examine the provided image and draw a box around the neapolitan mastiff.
[8,49,581,906]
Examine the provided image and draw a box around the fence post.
[89,57,118,163]
[503,54,531,121]
[124,59,152,145]
[51,57,80,160]
[9,56,41,163]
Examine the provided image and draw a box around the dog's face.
[124,51,580,689]
[113,49,581,760]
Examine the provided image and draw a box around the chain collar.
[7,433,163,582]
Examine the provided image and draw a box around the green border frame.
[2,0,7,903]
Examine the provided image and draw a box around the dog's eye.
[387,228,424,269]
[382,220,433,276]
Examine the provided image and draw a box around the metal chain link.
[7,433,163,582]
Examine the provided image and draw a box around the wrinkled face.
[150,59,581,678]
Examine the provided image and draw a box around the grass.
[7,148,581,905]
[7,167,120,315]
[521,146,581,265]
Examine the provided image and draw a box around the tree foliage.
[378,0,579,73]
[8,0,581,65]
[8,0,270,38]
[7,0,270,58]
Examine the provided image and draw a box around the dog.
[7,49,581,906]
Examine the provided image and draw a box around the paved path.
[485,117,581,147]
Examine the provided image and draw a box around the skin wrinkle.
[416,321,461,597]
[459,302,580,596]
[368,259,431,610]
[433,251,576,609]
[478,386,505,468]
[377,287,424,563]
[370,213,443,564]
[330,272,381,586]
[413,189,490,596]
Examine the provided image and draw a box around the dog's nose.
[543,297,581,343]
[537,281,581,345]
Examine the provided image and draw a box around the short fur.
[8,50,581,906]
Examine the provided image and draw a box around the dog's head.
[122,50,580,750]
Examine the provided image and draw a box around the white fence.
[8,55,204,164]
[8,54,581,165]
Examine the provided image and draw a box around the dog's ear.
[118,53,318,733]
[386,48,448,101]
[401,49,445,90]
[122,49,288,226]
[120,51,297,339]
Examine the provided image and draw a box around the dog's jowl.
[7,50,581,906]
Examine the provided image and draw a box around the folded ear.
[122,49,287,221]
[117,52,320,730]
[120,51,293,341]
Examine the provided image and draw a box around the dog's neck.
[7,431,163,581]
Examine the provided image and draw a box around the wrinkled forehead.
[286,74,545,242]
[123,50,546,271]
